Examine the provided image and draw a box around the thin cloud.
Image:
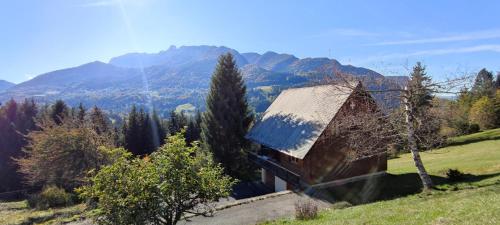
[331,28,379,37]
[77,0,117,7]
[76,0,151,8]
[392,44,500,57]
[372,29,500,46]
[357,44,500,64]
[309,28,379,38]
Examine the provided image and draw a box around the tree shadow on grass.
[310,172,500,205]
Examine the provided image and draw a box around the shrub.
[295,200,318,220]
[453,121,480,135]
[446,169,466,182]
[28,185,74,209]
[79,132,235,225]
[468,124,480,133]
[16,119,116,190]
[387,144,400,159]
[331,201,352,209]
[469,96,496,130]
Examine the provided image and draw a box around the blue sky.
[1,0,499,83]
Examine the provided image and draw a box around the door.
[274,176,287,192]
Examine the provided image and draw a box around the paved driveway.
[180,192,331,225]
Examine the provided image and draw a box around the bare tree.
[321,63,472,190]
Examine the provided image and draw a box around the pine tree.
[495,72,500,89]
[89,106,109,134]
[168,111,187,135]
[407,62,433,111]
[119,119,128,147]
[472,69,495,99]
[201,53,254,179]
[139,108,154,154]
[124,105,142,155]
[403,62,439,189]
[77,103,86,123]
[50,100,69,125]
[17,99,38,137]
[406,62,443,149]
[186,111,202,145]
[151,109,166,147]
[0,100,22,192]
[0,99,38,192]
[4,99,18,122]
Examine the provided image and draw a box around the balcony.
[248,152,301,187]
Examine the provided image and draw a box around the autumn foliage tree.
[469,96,496,130]
[17,118,116,190]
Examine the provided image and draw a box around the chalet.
[246,82,387,192]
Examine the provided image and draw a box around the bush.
[331,201,352,209]
[16,119,116,190]
[79,132,235,225]
[469,96,496,130]
[28,185,74,209]
[454,121,480,135]
[446,169,466,182]
[468,124,480,133]
[295,200,318,220]
[387,144,400,159]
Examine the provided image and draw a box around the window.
[289,156,299,164]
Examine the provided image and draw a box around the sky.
[0,0,499,84]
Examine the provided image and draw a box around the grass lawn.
[267,128,500,225]
[1,129,499,225]
[0,201,86,225]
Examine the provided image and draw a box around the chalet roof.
[246,82,359,159]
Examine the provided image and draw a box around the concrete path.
[68,191,331,225]
[180,192,331,225]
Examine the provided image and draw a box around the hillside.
[2,129,498,225]
[267,128,500,225]
[1,46,406,116]
[0,80,14,93]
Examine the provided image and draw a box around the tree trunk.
[404,94,434,190]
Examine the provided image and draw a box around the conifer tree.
[201,53,254,179]
[77,103,86,123]
[402,62,438,189]
[151,109,166,147]
[407,63,433,110]
[0,99,38,192]
[186,111,202,145]
[124,105,142,155]
[89,106,109,134]
[119,119,128,147]
[0,100,22,192]
[139,108,154,154]
[406,62,443,149]
[496,72,500,89]
[472,69,495,99]
[168,111,187,135]
[50,100,69,125]
[17,99,38,134]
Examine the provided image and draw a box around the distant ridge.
[0,80,15,92]
[2,45,406,115]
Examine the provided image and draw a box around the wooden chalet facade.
[246,82,387,192]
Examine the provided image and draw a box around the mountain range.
[0,45,406,116]
[0,80,15,93]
